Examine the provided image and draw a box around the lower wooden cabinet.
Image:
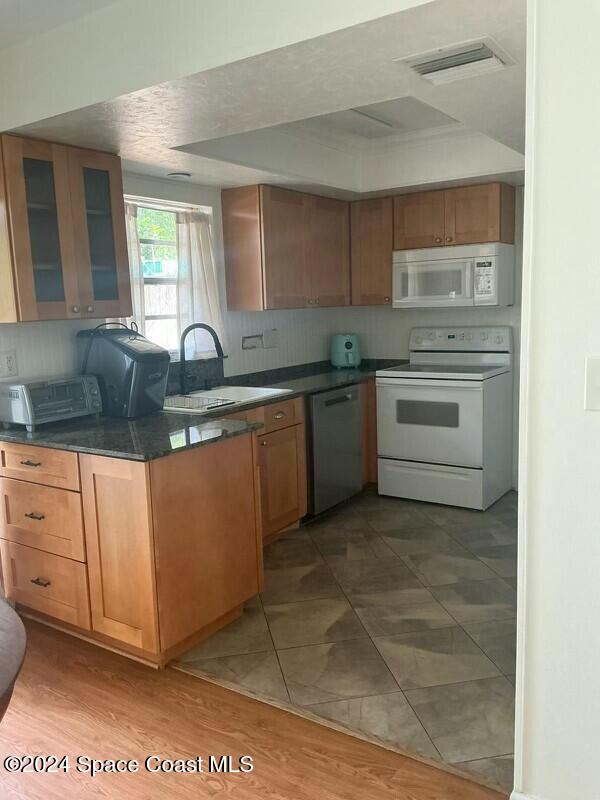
[256,424,307,538]
[0,539,91,629]
[79,455,159,654]
[0,433,262,666]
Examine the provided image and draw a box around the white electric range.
[376,326,513,510]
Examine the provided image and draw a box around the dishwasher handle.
[324,391,355,407]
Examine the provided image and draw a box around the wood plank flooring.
[0,620,507,800]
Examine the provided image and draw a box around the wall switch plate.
[262,329,278,349]
[242,334,263,350]
[0,349,18,378]
[584,357,600,410]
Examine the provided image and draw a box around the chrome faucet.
[179,323,225,395]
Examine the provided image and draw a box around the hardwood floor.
[0,620,507,800]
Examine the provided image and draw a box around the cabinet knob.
[261,440,268,447]
[274,411,286,420]
[86,305,94,313]
[446,236,453,242]
[307,299,314,305]
[434,237,443,244]
[72,305,80,313]
[314,298,320,304]
[384,296,391,303]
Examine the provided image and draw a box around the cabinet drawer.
[261,397,304,433]
[0,477,85,561]
[0,540,91,629]
[0,444,79,491]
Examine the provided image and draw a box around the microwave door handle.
[465,260,474,299]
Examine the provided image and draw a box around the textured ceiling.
[12,0,526,189]
[0,0,117,50]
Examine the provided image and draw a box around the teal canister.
[330,334,361,368]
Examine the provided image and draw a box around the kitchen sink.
[163,385,292,415]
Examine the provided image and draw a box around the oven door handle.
[376,378,482,390]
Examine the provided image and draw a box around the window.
[122,197,224,359]
[137,205,179,353]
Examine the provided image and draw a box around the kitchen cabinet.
[222,185,350,311]
[350,197,393,305]
[306,194,349,307]
[393,190,446,250]
[221,397,307,540]
[0,433,262,666]
[393,183,515,250]
[0,134,131,323]
[256,424,307,538]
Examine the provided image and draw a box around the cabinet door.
[306,195,349,307]
[0,143,17,323]
[68,148,132,319]
[260,186,308,309]
[444,183,515,245]
[351,197,392,305]
[2,135,80,321]
[256,424,307,537]
[393,191,445,250]
[80,455,159,653]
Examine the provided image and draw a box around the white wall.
[513,2,600,799]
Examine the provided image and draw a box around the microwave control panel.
[474,259,496,301]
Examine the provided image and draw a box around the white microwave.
[392,242,514,309]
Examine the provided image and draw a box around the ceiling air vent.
[399,38,513,85]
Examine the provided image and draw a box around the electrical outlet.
[0,349,18,379]
[262,329,278,349]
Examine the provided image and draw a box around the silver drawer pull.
[25,512,45,521]
[261,440,268,447]
[274,411,287,420]
[20,459,41,467]
[30,577,51,588]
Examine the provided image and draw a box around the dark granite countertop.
[0,413,261,462]
[0,360,407,462]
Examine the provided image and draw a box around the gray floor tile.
[278,638,399,705]
[331,557,419,595]
[264,597,365,649]
[374,628,500,690]
[457,754,514,790]
[307,692,439,759]
[446,523,518,551]
[311,528,395,563]
[420,505,488,528]
[367,508,431,532]
[405,676,515,762]
[261,563,342,604]
[181,651,289,702]
[462,620,517,675]
[308,507,372,533]
[402,543,497,586]
[264,532,324,569]
[473,544,518,578]
[381,524,459,556]
[177,605,272,661]
[431,579,517,624]
[355,598,455,637]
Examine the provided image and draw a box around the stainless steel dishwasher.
[308,384,363,514]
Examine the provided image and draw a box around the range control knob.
[495,335,504,344]
[416,336,423,344]
[481,332,489,341]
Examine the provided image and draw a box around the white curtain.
[176,210,226,358]
[114,202,144,328]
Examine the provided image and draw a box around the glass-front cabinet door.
[1,136,80,320]
[68,148,132,319]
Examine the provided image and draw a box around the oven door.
[392,257,474,308]
[376,378,483,468]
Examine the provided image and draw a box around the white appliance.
[376,326,513,510]
[392,242,514,309]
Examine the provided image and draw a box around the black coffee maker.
[78,325,170,419]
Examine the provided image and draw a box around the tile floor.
[173,489,518,792]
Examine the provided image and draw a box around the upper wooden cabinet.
[393,183,515,250]
[0,134,132,322]
[350,197,393,306]
[222,184,349,311]
[305,194,349,307]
